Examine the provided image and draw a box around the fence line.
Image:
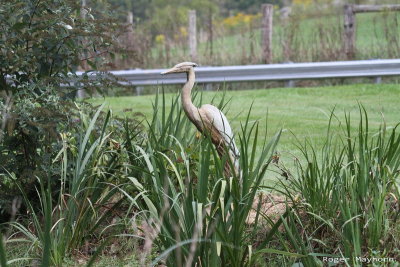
[343,4,400,59]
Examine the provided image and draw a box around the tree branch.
[0,93,13,144]
[80,50,110,62]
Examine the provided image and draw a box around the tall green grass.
[4,104,127,266]
[120,92,400,266]
[121,91,295,266]
[279,106,400,266]
[3,91,400,266]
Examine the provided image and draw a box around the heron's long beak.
[161,67,179,75]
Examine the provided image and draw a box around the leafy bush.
[0,0,126,220]
[2,104,143,266]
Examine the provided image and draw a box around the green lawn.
[91,83,400,169]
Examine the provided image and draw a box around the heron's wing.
[200,104,240,158]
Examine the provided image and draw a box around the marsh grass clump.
[2,87,400,267]
[121,90,286,266]
[277,106,400,266]
[1,104,144,266]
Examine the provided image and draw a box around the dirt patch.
[246,192,288,225]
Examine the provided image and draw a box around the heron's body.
[162,62,240,177]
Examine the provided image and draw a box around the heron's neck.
[182,68,199,123]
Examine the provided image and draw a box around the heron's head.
[161,62,198,75]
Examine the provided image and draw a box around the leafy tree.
[0,0,122,221]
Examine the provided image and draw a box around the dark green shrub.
[0,0,130,221]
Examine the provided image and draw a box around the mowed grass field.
[91,83,400,171]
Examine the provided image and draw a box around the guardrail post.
[374,76,382,84]
[136,86,143,96]
[188,10,197,62]
[343,4,355,60]
[285,80,295,88]
[284,61,295,87]
[262,4,273,64]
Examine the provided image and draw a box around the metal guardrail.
[90,59,400,86]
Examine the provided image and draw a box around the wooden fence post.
[77,0,87,99]
[188,10,197,62]
[127,11,134,40]
[281,7,292,62]
[208,7,213,59]
[123,12,135,68]
[262,4,273,64]
[343,4,400,60]
[343,4,355,59]
[126,12,143,95]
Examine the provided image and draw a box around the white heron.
[161,62,240,177]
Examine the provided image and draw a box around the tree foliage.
[0,0,124,220]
